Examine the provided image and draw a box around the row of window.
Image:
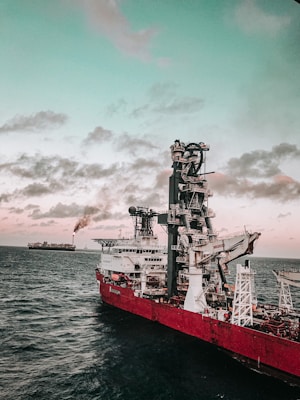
[112,248,161,254]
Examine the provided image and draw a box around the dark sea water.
[1,246,300,400]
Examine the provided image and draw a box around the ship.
[28,241,76,251]
[95,140,300,386]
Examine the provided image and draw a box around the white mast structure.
[272,270,300,312]
[231,261,256,326]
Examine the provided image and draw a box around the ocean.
[1,246,300,400]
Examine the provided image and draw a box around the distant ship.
[95,140,300,386]
[28,241,76,251]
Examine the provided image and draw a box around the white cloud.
[234,0,291,36]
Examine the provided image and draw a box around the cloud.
[8,207,24,214]
[3,138,299,224]
[226,143,300,178]
[78,0,158,61]
[29,202,85,219]
[152,97,204,114]
[0,153,118,184]
[278,212,291,219]
[128,157,161,171]
[114,133,158,155]
[22,182,64,197]
[105,99,127,117]
[130,82,204,119]
[209,143,300,201]
[91,223,127,231]
[105,83,204,122]
[82,126,114,146]
[24,204,40,210]
[40,220,57,227]
[2,186,52,205]
[129,104,150,119]
[209,172,300,201]
[154,169,170,191]
[234,0,291,36]
[0,153,122,206]
[76,163,119,179]
[120,179,166,209]
[26,198,116,227]
[92,210,115,222]
[0,193,11,203]
[0,111,68,133]
[149,82,178,99]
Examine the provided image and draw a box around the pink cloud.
[79,0,158,61]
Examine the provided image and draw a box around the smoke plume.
[73,215,91,233]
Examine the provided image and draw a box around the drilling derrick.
[166,140,211,298]
[164,140,260,310]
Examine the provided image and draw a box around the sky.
[1,0,300,258]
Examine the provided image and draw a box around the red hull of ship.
[96,272,300,385]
